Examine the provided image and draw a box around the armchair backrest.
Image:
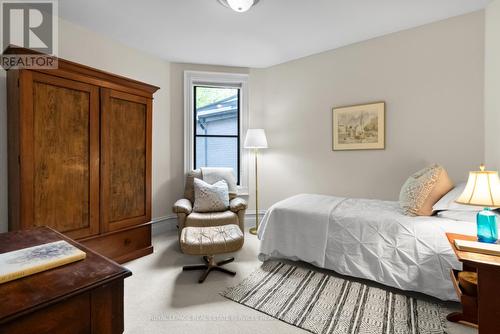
[184,169,237,203]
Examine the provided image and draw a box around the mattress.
[258,194,477,301]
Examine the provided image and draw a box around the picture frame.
[332,102,385,151]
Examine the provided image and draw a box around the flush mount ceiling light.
[218,0,260,13]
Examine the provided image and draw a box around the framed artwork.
[332,102,385,151]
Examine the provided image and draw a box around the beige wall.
[248,12,485,210]
[0,21,250,232]
[0,11,488,231]
[0,18,173,232]
[485,0,500,170]
[59,30,251,223]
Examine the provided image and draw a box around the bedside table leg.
[447,312,465,323]
[446,311,478,328]
[477,267,500,334]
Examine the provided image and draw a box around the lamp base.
[249,227,258,235]
[477,208,498,244]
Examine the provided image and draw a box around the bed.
[257,194,477,301]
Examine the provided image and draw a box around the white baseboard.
[244,210,267,223]
[151,210,267,236]
[151,214,177,235]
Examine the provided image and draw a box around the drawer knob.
[124,238,132,246]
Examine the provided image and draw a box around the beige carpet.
[123,230,477,334]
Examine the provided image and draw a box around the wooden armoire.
[6,46,159,263]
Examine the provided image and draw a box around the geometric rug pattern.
[221,261,451,334]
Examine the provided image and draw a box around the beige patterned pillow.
[399,164,454,216]
[193,178,229,213]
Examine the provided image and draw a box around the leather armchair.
[173,170,247,236]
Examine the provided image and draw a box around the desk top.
[446,233,500,269]
[0,227,132,323]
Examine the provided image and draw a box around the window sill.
[237,186,249,197]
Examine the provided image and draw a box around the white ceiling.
[59,0,490,68]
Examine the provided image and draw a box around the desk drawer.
[0,293,90,334]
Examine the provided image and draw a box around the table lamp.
[244,129,268,235]
[456,164,500,243]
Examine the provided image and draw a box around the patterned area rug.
[221,261,451,334]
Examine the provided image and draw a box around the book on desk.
[0,240,86,284]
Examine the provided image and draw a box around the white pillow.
[437,211,478,223]
[432,182,483,212]
[437,210,500,223]
[193,178,229,213]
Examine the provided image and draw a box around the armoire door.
[100,88,152,232]
[20,71,100,239]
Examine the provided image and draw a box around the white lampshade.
[244,129,268,149]
[227,0,254,12]
[456,165,500,208]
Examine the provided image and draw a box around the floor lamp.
[244,129,268,235]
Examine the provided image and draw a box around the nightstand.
[446,233,500,334]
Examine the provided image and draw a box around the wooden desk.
[447,233,500,334]
[0,227,132,334]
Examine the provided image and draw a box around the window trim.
[184,71,249,195]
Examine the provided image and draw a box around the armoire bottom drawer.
[79,225,153,264]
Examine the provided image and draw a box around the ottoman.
[180,224,244,283]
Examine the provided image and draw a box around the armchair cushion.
[201,167,238,194]
[173,198,193,215]
[230,197,248,212]
[184,170,203,203]
[185,211,238,227]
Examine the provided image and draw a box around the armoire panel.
[101,88,152,232]
[33,81,91,231]
[108,97,147,222]
[23,72,100,239]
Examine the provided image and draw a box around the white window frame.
[184,71,249,195]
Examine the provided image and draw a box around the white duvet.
[258,194,477,301]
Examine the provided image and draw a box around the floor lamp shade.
[244,129,268,149]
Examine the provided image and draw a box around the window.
[184,71,249,193]
[194,86,241,184]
